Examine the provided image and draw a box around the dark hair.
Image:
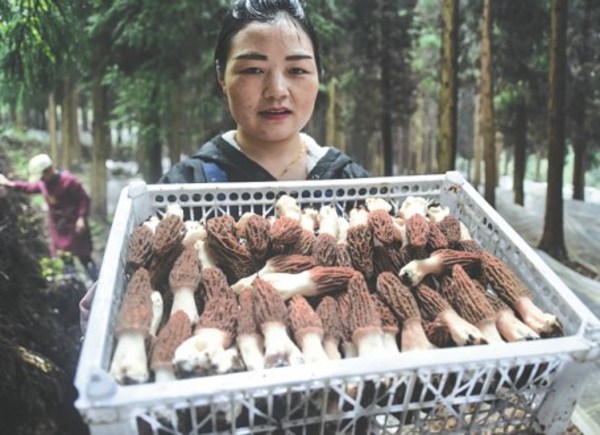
[214,0,322,80]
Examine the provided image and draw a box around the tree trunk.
[538,0,568,261]
[439,0,459,173]
[61,80,72,169]
[48,92,59,163]
[380,3,393,176]
[140,86,163,183]
[91,79,111,220]
[169,79,183,165]
[68,79,81,163]
[80,93,89,132]
[473,93,481,188]
[480,0,496,207]
[571,0,589,201]
[513,99,527,205]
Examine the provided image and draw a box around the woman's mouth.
[259,108,291,120]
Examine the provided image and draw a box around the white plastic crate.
[75,171,600,435]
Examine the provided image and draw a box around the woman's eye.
[290,68,308,75]
[241,67,262,74]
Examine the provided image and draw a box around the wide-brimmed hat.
[28,154,53,182]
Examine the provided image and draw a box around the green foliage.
[40,255,65,281]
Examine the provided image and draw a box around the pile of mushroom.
[108,194,563,385]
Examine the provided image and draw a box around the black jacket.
[159,135,370,184]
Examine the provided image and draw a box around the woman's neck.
[235,132,307,180]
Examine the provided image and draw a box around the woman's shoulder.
[159,134,232,184]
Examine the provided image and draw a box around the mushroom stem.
[399,249,480,286]
[255,266,355,300]
[262,321,304,367]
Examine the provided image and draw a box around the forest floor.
[1,132,597,434]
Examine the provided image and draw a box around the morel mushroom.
[346,207,374,278]
[480,251,563,338]
[126,217,159,273]
[205,215,255,282]
[399,249,481,286]
[347,273,386,357]
[271,195,303,247]
[154,204,186,257]
[231,254,319,294]
[398,196,430,249]
[315,296,343,360]
[335,216,353,268]
[200,266,231,302]
[288,295,329,363]
[169,245,201,323]
[252,278,304,368]
[110,268,154,384]
[289,207,319,256]
[150,205,186,290]
[413,283,487,347]
[313,205,340,266]
[236,289,265,371]
[237,212,272,263]
[445,265,505,344]
[426,203,472,242]
[173,288,240,376]
[336,292,358,358]
[366,197,395,245]
[150,311,192,382]
[254,266,356,300]
[375,272,435,351]
[486,290,539,342]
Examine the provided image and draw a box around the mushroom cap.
[196,289,237,336]
[150,310,192,369]
[153,213,185,257]
[288,295,324,337]
[270,216,303,246]
[126,224,154,271]
[169,245,201,291]
[206,216,255,281]
[368,209,395,245]
[115,268,154,335]
[348,273,381,331]
[316,296,343,341]
[243,213,272,261]
[376,271,421,321]
[237,289,260,336]
[253,278,288,325]
[200,267,230,301]
[267,254,319,274]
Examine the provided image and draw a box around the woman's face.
[219,19,320,147]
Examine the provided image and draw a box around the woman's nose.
[263,71,289,100]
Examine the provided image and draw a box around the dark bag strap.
[201,161,228,182]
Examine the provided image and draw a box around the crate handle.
[86,368,118,399]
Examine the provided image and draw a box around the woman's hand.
[75,216,87,234]
[0,173,15,187]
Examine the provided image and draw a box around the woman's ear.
[215,61,227,94]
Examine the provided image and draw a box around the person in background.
[160,0,369,184]
[0,153,98,280]
[80,0,370,333]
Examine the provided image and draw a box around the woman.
[0,154,98,280]
[80,0,369,333]
[160,0,369,184]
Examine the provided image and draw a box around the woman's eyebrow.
[232,52,313,61]
[233,52,267,61]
